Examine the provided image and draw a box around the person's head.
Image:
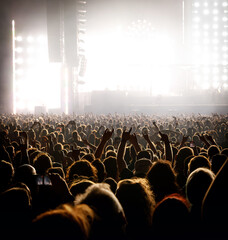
[54,143,63,151]
[66,160,98,184]
[212,154,227,174]
[174,147,194,173]
[188,155,211,175]
[33,153,53,175]
[32,204,95,240]
[186,167,215,206]
[14,164,37,194]
[103,156,118,181]
[152,194,190,236]
[81,153,95,163]
[137,150,152,160]
[70,179,95,198]
[92,159,106,182]
[207,145,220,160]
[75,183,126,240]
[57,133,65,143]
[48,167,65,179]
[103,177,117,194]
[105,150,117,158]
[147,160,179,202]
[134,158,152,177]
[116,178,155,238]
[0,160,14,193]
[221,148,228,157]
[0,186,32,237]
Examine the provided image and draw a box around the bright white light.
[203,39,210,44]
[27,36,34,43]
[212,9,219,15]
[213,67,219,74]
[222,31,228,37]
[213,39,219,44]
[193,31,200,37]
[15,69,24,75]
[212,24,218,29]
[223,2,228,7]
[203,9,210,15]
[194,2,200,7]
[204,2,208,7]
[16,58,24,64]
[213,17,218,21]
[202,82,210,90]
[193,17,200,22]
[203,24,209,29]
[222,46,228,51]
[37,35,46,44]
[27,47,34,54]
[15,47,23,53]
[16,36,23,41]
[222,75,228,81]
[14,35,61,112]
[223,17,228,22]
[214,2,218,6]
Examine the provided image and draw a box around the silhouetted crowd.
[0,113,228,240]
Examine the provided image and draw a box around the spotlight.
[15,47,23,53]
[16,58,24,64]
[16,36,23,41]
[27,36,34,43]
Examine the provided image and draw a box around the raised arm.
[117,128,132,173]
[129,133,141,154]
[159,131,173,163]
[142,132,157,155]
[94,128,114,159]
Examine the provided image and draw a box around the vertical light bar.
[64,67,68,114]
[12,20,16,114]
[182,1,185,44]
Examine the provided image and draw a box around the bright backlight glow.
[84,20,178,96]
[13,33,61,113]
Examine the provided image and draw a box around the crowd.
[0,112,228,239]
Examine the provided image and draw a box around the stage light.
[15,69,24,76]
[213,39,219,44]
[222,75,228,81]
[222,2,228,7]
[193,2,200,8]
[15,47,23,53]
[213,67,219,74]
[27,47,34,54]
[16,58,24,64]
[16,36,23,41]
[212,24,218,29]
[27,36,34,43]
[212,9,219,15]
[193,17,200,22]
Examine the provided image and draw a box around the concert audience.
[0,113,228,239]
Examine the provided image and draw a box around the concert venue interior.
[0,0,228,114]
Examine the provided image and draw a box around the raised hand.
[102,128,114,141]
[159,131,169,143]
[122,127,132,142]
